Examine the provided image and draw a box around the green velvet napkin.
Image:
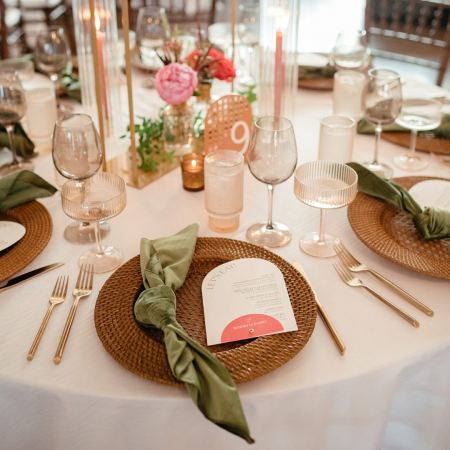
[298,63,336,80]
[134,224,254,444]
[0,124,36,159]
[357,114,450,139]
[0,170,57,212]
[347,162,450,240]
[60,72,82,103]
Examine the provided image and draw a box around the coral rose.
[155,63,198,105]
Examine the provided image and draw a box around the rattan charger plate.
[348,176,450,279]
[95,237,317,387]
[382,132,450,155]
[0,201,53,282]
[298,78,334,91]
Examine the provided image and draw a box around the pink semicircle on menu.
[221,314,284,344]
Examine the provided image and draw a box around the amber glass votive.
[181,152,205,191]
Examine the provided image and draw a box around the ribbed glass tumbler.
[205,150,244,233]
[294,161,358,258]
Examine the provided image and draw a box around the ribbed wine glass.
[294,161,358,258]
[61,173,127,273]
[393,98,442,171]
[247,116,298,248]
[361,68,402,178]
[52,113,109,244]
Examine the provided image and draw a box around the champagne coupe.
[52,114,110,244]
[247,116,298,248]
[393,98,442,171]
[294,161,358,258]
[136,6,168,88]
[361,68,402,178]
[61,173,127,273]
[0,69,33,175]
[35,27,71,104]
[238,3,260,87]
[333,30,370,70]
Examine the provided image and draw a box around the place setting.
[1,0,450,448]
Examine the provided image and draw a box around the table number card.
[202,258,298,345]
[203,95,253,162]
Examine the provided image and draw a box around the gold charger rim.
[0,201,53,282]
[347,176,450,280]
[94,237,318,387]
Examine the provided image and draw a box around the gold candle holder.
[181,153,205,191]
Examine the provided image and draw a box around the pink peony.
[155,63,198,105]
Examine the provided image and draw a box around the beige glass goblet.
[294,161,358,258]
[61,173,127,273]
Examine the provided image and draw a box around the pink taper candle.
[274,29,284,117]
[95,16,109,121]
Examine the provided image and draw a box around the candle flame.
[95,13,101,31]
[191,160,197,167]
[268,6,289,31]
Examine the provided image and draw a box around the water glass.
[0,69,33,176]
[25,88,57,149]
[361,68,402,178]
[247,116,298,248]
[318,115,356,163]
[393,98,442,171]
[205,150,244,233]
[333,30,370,70]
[294,161,358,258]
[333,70,366,121]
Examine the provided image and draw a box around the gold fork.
[333,262,419,328]
[334,242,433,317]
[27,276,69,361]
[54,265,94,364]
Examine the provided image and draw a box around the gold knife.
[0,262,65,294]
[292,260,346,355]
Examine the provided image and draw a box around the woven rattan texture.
[204,95,252,154]
[298,78,333,91]
[348,176,450,279]
[95,237,317,387]
[382,132,450,155]
[0,201,53,282]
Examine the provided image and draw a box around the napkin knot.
[413,207,450,240]
[134,285,176,329]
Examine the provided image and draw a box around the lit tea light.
[181,153,204,191]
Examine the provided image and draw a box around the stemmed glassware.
[52,114,110,244]
[393,98,442,171]
[0,69,34,175]
[61,173,127,273]
[247,116,298,248]
[238,3,260,87]
[361,68,402,178]
[333,30,370,70]
[136,6,168,88]
[294,161,358,258]
[34,27,71,107]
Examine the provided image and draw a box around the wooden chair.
[365,0,450,85]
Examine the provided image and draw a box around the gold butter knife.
[292,260,346,355]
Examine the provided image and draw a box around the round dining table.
[1,70,449,450]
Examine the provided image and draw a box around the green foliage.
[121,111,174,173]
[238,85,257,104]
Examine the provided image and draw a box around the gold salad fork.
[333,263,419,328]
[27,276,69,361]
[334,242,433,317]
[54,265,94,364]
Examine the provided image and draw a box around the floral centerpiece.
[155,62,198,155]
[185,42,237,103]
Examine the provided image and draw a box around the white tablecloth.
[1,75,450,450]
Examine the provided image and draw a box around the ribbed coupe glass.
[61,173,127,273]
[294,161,358,258]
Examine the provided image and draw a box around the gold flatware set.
[333,242,434,328]
[27,264,93,363]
